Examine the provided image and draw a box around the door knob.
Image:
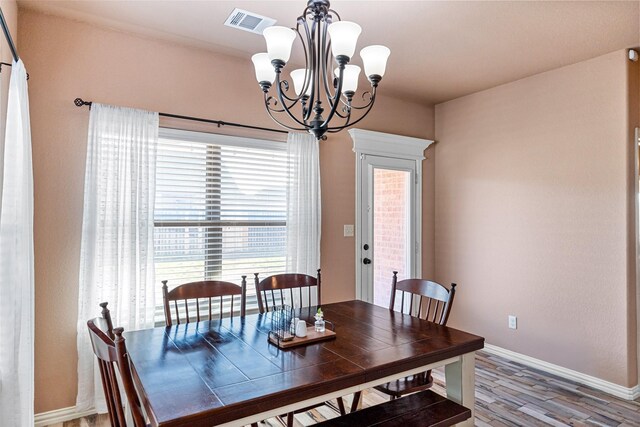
[363,258,372,265]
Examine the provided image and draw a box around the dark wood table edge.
[128,301,485,427]
[362,339,485,383]
[141,342,485,426]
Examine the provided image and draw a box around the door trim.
[349,129,434,301]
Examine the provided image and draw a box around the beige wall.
[19,9,435,413]
[435,50,638,387]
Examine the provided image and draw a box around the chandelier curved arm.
[298,17,316,122]
[320,64,346,129]
[331,88,377,121]
[348,89,376,110]
[328,95,366,127]
[277,78,302,104]
[265,94,285,113]
[327,88,378,132]
[331,104,349,120]
[264,93,308,132]
[334,105,352,127]
[328,92,352,119]
[309,17,321,111]
[278,18,309,106]
[321,17,337,104]
[320,14,348,115]
[321,9,344,106]
[274,70,310,128]
[278,19,313,104]
[333,88,364,119]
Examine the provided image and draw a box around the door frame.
[361,155,417,304]
[349,129,434,302]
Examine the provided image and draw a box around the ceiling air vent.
[224,8,276,34]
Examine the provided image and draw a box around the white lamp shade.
[251,53,276,83]
[327,21,362,58]
[290,69,312,96]
[263,26,296,63]
[360,45,391,77]
[335,65,361,93]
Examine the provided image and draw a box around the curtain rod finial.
[74,98,91,107]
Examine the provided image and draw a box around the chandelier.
[251,0,390,140]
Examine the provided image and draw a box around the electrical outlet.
[343,224,354,237]
[508,315,517,330]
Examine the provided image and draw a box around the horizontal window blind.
[154,130,288,323]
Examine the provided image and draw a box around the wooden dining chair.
[254,270,321,313]
[254,269,345,425]
[350,271,457,411]
[87,303,147,427]
[161,277,247,326]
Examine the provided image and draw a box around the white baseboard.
[483,343,640,401]
[34,406,96,427]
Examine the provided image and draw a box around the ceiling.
[18,0,640,105]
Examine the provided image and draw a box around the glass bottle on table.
[314,307,325,332]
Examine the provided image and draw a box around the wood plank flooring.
[45,351,640,427]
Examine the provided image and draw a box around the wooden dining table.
[124,300,484,427]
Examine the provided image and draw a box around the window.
[154,129,287,322]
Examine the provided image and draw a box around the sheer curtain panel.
[76,104,159,412]
[0,59,34,427]
[285,132,321,277]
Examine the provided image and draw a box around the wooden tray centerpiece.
[268,326,336,349]
[268,306,336,349]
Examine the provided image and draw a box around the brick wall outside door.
[373,168,410,308]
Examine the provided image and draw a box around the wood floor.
[46,351,640,427]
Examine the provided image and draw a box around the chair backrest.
[161,278,247,326]
[87,304,146,427]
[389,271,456,325]
[254,270,321,313]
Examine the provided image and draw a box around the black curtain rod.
[0,7,18,62]
[73,98,288,135]
[0,62,29,80]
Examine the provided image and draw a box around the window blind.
[154,129,288,323]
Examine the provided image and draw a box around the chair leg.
[336,397,346,415]
[350,391,362,413]
[287,412,294,427]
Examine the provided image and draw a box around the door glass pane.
[373,168,411,307]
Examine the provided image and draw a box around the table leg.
[445,351,476,427]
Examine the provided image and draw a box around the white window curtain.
[0,59,34,427]
[285,132,321,277]
[76,103,159,412]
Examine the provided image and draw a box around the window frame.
[153,128,288,322]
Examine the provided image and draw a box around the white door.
[358,155,418,306]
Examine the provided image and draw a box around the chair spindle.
[161,279,247,326]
